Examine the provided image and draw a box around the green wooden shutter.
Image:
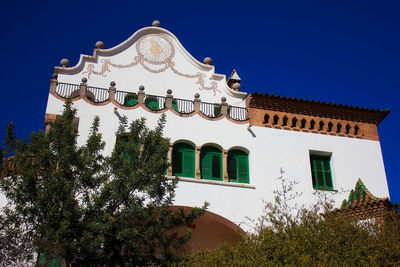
[201,152,212,179]
[164,150,168,175]
[228,150,249,183]
[212,155,221,179]
[201,147,222,181]
[182,149,195,178]
[310,155,333,190]
[172,150,183,175]
[237,156,249,183]
[172,143,195,178]
[228,156,237,181]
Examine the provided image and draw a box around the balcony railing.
[144,94,166,111]
[86,86,109,103]
[52,80,248,121]
[228,106,248,121]
[115,91,138,107]
[173,98,194,114]
[55,82,80,98]
[200,102,222,118]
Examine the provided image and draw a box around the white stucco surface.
[45,93,389,231]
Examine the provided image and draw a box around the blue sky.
[1,1,399,203]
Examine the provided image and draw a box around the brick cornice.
[249,93,390,125]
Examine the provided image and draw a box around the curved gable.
[55,26,246,105]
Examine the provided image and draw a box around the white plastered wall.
[45,94,390,232]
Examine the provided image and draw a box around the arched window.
[345,124,351,134]
[319,121,324,131]
[228,150,249,183]
[200,146,222,180]
[273,115,279,125]
[301,118,307,129]
[264,113,270,124]
[291,117,298,127]
[336,123,342,133]
[282,116,288,126]
[172,143,195,178]
[327,122,333,132]
[354,125,360,135]
[310,120,315,130]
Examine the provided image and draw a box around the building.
[44,21,390,251]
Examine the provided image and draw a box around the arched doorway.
[171,206,245,253]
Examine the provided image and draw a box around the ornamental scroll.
[83,34,221,96]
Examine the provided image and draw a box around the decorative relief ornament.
[83,34,220,95]
[137,35,174,65]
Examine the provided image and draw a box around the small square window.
[310,154,333,190]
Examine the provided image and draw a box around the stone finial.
[52,73,58,80]
[194,93,200,99]
[152,20,161,27]
[95,41,104,49]
[221,97,227,104]
[81,77,87,83]
[232,82,241,91]
[167,89,172,95]
[110,81,116,87]
[139,85,145,91]
[203,57,212,65]
[60,58,70,67]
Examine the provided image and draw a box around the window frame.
[200,146,222,181]
[227,149,249,184]
[172,143,195,178]
[310,153,333,190]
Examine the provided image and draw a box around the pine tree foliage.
[0,100,206,266]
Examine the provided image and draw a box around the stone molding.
[166,176,255,189]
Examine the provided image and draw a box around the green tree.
[0,100,206,266]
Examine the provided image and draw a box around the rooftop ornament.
[95,41,104,49]
[60,58,70,68]
[203,57,212,65]
[152,20,161,27]
[232,83,241,91]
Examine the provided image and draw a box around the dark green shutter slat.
[325,171,333,188]
[237,156,249,183]
[172,150,183,175]
[173,143,195,177]
[228,150,249,183]
[201,152,212,179]
[212,155,221,179]
[183,150,195,178]
[228,157,237,181]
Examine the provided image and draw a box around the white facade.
[45,25,390,231]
